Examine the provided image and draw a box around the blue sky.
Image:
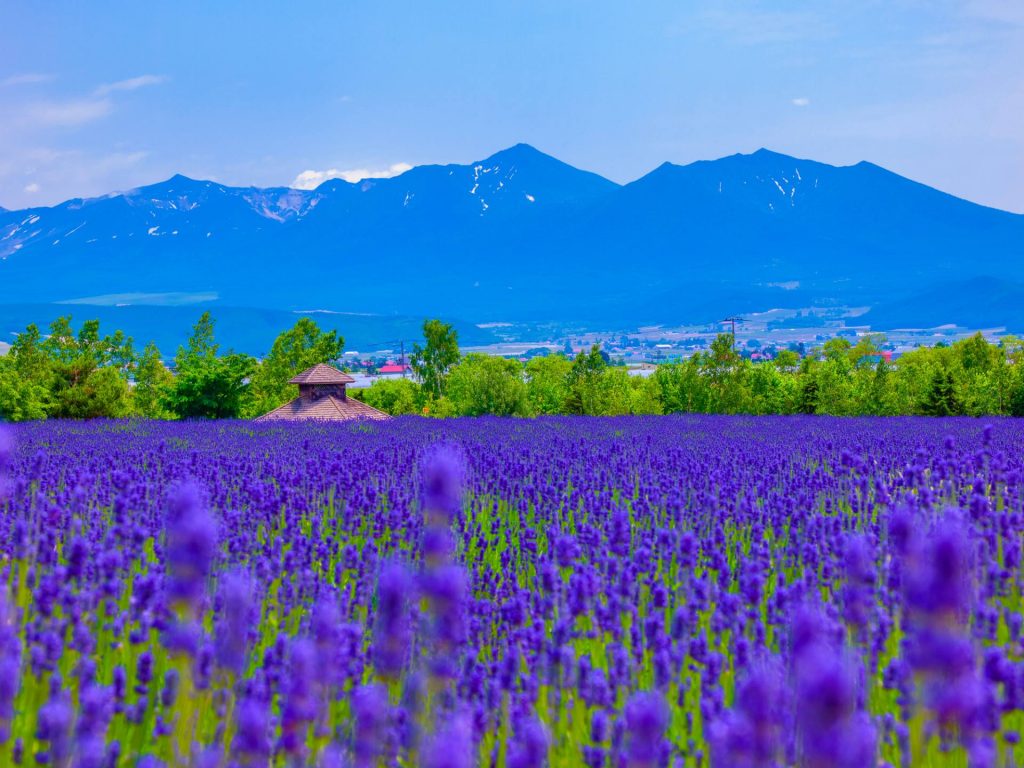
[1,1,1022,211]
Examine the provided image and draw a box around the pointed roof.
[289,363,355,385]
[255,394,389,422]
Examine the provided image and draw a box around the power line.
[721,316,744,352]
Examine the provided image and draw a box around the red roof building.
[378,364,410,375]
[256,363,389,422]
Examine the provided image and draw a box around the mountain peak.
[750,147,790,159]
[480,143,556,166]
[463,144,620,198]
[646,149,808,180]
[129,174,222,198]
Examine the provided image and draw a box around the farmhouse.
[256,363,389,421]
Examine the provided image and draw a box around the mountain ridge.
[1,144,1022,340]
[8,144,1017,216]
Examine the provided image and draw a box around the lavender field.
[0,416,1021,767]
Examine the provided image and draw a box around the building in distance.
[256,363,389,421]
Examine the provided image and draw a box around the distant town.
[320,306,1012,388]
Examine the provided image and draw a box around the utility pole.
[721,316,742,353]
[400,340,406,378]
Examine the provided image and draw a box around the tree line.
[361,326,1024,418]
[0,313,343,421]
[2,312,1024,421]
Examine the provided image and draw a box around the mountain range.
[1,144,1022,352]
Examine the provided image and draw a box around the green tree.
[1009,377,1024,418]
[589,367,639,415]
[921,368,962,416]
[175,311,218,369]
[8,324,54,405]
[774,349,800,369]
[0,357,48,421]
[55,366,133,419]
[822,337,853,364]
[164,353,255,419]
[353,378,421,415]
[43,316,135,372]
[748,363,798,414]
[698,334,751,413]
[42,316,136,419]
[955,332,997,373]
[893,346,945,415]
[133,342,175,419]
[1002,337,1024,417]
[525,355,572,415]
[565,344,607,414]
[411,319,460,399]
[653,359,711,413]
[447,354,529,416]
[848,334,886,368]
[243,318,345,417]
[851,361,896,415]
[814,359,856,415]
[628,374,663,415]
[166,313,255,419]
[798,375,820,415]
[421,395,457,418]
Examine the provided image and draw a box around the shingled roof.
[256,362,389,422]
[288,363,355,385]
[256,394,389,422]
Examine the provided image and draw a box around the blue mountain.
[1,143,1022,351]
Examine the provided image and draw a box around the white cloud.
[1,75,167,136]
[791,97,811,107]
[291,162,413,189]
[0,149,149,208]
[1,73,55,87]
[93,74,167,96]
[24,98,113,127]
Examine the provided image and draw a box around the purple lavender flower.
[160,669,179,709]
[318,743,348,768]
[841,533,875,633]
[794,644,875,768]
[421,563,468,678]
[233,695,271,761]
[279,637,319,759]
[623,691,669,767]
[0,426,11,501]
[508,717,549,768]
[372,560,412,680]
[905,514,973,620]
[35,686,73,766]
[422,712,474,768]
[352,683,389,768]
[0,591,21,744]
[74,684,113,768]
[0,426,12,474]
[213,568,255,676]
[421,444,465,523]
[164,480,218,611]
[709,658,787,768]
